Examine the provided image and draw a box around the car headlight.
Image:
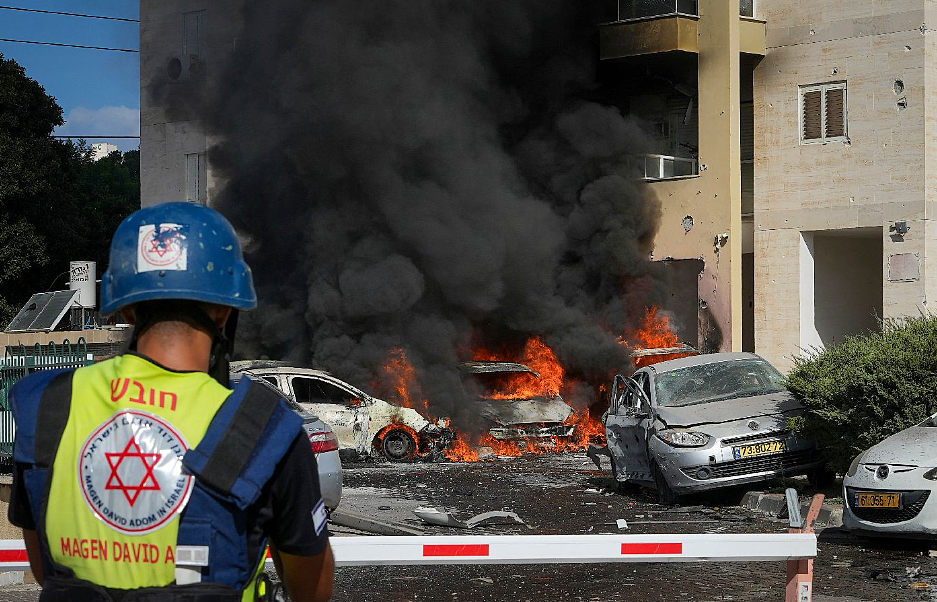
[846,453,865,478]
[923,468,937,481]
[656,430,711,448]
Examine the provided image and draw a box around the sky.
[0,1,140,151]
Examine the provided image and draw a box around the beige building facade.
[754,0,934,370]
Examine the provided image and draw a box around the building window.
[800,82,847,144]
[183,10,206,58]
[185,153,207,204]
[740,0,755,18]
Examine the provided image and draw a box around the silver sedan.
[605,353,823,504]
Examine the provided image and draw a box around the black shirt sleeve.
[8,462,35,530]
[259,434,330,556]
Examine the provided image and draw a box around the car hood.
[860,425,937,466]
[472,396,573,426]
[655,392,803,429]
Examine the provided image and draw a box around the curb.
[741,491,843,528]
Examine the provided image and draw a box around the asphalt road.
[0,454,934,601]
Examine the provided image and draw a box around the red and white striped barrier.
[320,533,816,566]
[0,532,816,572]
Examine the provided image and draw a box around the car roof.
[458,361,539,376]
[238,364,334,378]
[646,352,766,374]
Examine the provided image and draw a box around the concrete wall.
[754,0,931,370]
[140,1,242,206]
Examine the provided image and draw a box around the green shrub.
[787,314,937,475]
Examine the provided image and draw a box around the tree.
[0,53,140,325]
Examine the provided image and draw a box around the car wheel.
[381,428,417,462]
[651,460,681,506]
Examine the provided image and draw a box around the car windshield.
[655,359,786,408]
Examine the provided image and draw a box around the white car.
[842,413,937,537]
[231,361,453,462]
[229,372,342,510]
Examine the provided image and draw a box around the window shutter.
[802,90,823,140]
[825,88,845,138]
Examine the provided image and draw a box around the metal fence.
[0,339,93,468]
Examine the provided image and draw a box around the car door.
[288,375,369,452]
[605,372,653,484]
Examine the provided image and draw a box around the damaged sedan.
[604,353,823,504]
[459,361,576,444]
[232,361,453,462]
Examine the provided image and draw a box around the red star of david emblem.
[148,236,175,258]
[105,438,162,507]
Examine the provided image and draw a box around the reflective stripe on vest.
[45,355,232,589]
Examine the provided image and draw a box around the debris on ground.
[413,506,525,529]
[586,444,611,470]
[616,519,628,530]
[330,509,423,535]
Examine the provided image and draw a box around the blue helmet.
[100,202,257,315]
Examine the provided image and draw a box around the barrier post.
[785,491,824,602]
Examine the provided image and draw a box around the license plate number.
[733,440,787,459]
[856,492,900,508]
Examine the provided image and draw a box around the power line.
[0,38,138,53]
[0,5,137,22]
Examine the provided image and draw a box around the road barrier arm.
[0,532,817,570]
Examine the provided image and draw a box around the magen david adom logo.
[79,411,193,535]
[137,223,188,273]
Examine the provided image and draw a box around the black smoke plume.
[162,1,663,421]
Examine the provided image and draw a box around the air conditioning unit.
[167,54,204,81]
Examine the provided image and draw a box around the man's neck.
[135,329,214,373]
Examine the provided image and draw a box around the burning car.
[458,361,575,443]
[604,352,823,504]
[231,361,453,462]
[842,413,937,537]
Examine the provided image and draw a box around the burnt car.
[231,362,453,462]
[458,361,575,443]
[604,352,823,504]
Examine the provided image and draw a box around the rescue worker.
[8,202,334,601]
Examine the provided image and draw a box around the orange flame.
[631,306,680,349]
[622,306,695,369]
[472,337,564,399]
[377,347,430,410]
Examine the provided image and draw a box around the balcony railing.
[637,154,699,181]
[605,0,754,22]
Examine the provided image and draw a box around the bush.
[787,314,937,475]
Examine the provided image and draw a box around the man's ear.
[206,305,233,328]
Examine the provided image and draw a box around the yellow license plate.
[733,440,787,459]
[856,492,900,508]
